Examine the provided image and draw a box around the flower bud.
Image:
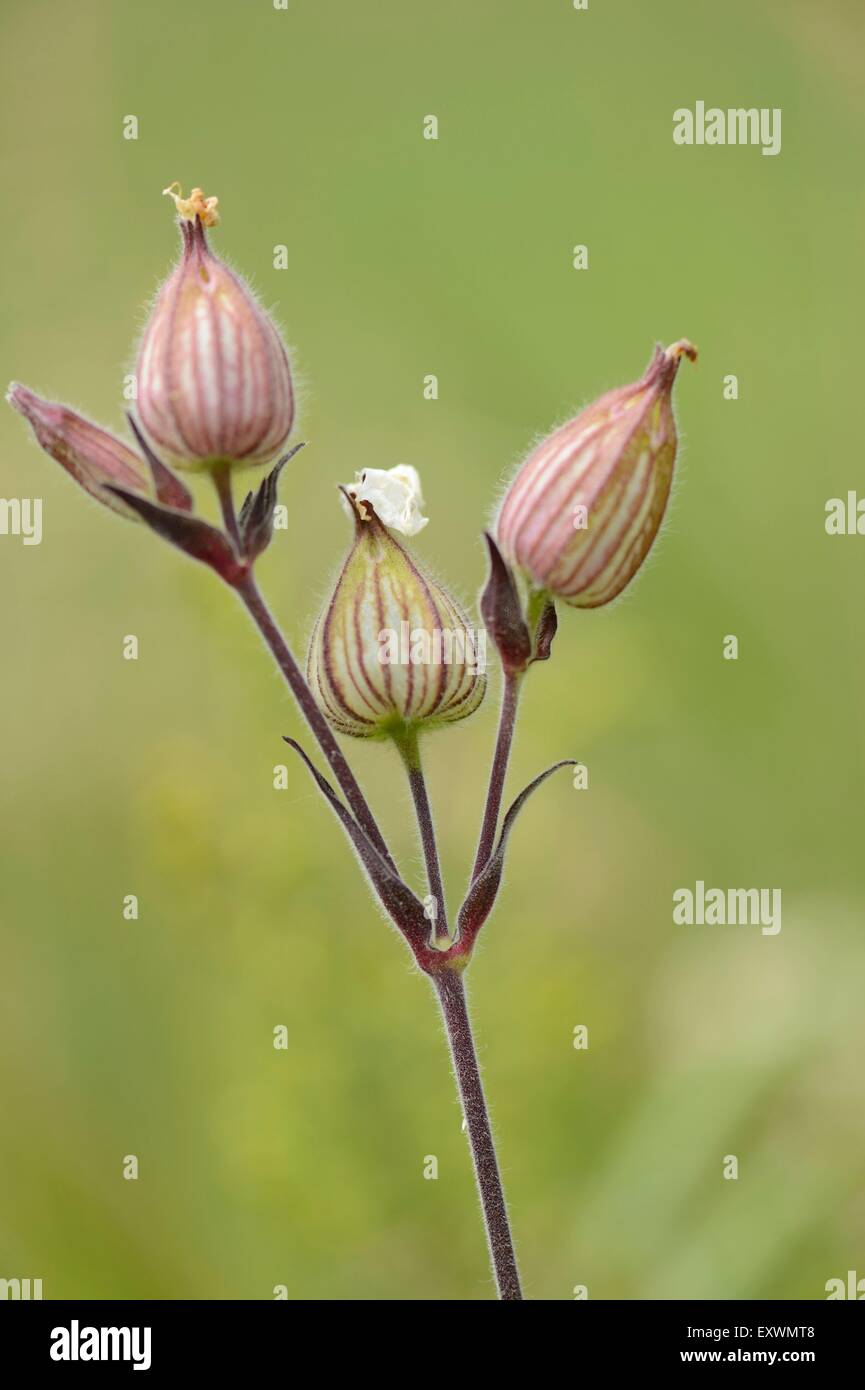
[308,490,486,739]
[136,185,294,472]
[7,384,150,520]
[496,340,696,608]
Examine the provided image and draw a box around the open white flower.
[341,464,428,536]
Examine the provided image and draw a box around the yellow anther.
[162,182,220,227]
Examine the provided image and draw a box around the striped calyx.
[308,495,486,739]
[496,340,696,608]
[7,384,151,521]
[136,186,294,472]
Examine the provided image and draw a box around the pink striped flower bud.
[308,486,486,740]
[7,384,150,520]
[496,340,696,608]
[136,185,294,472]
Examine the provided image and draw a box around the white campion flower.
[341,464,428,536]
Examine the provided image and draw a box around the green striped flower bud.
[308,474,486,739]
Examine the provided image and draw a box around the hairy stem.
[234,571,396,869]
[434,968,522,1300]
[471,671,522,881]
[397,727,448,940]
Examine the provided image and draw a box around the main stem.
[471,671,522,881]
[434,968,522,1300]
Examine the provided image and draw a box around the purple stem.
[434,967,523,1300]
[398,728,449,939]
[471,671,522,882]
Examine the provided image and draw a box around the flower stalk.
[472,669,523,882]
[395,726,450,943]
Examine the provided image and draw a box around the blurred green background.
[1,0,863,1301]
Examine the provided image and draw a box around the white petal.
[343,465,429,536]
